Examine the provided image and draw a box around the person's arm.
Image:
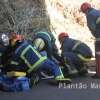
[86,8,100,37]
[46,42,53,60]
[1,47,10,67]
[95,17,100,38]
[52,43,62,62]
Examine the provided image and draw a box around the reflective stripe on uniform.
[28,56,47,73]
[7,71,26,77]
[72,41,82,51]
[77,54,91,62]
[96,51,100,55]
[37,32,51,41]
[20,45,47,73]
[10,61,19,65]
[96,17,100,24]
[0,64,3,67]
[0,53,2,56]
[55,67,64,79]
[96,38,100,42]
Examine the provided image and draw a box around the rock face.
[0,0,51,39]
[0,1,14,32]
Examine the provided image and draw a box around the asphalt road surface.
[0,75,100,100]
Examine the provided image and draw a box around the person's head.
[0,33,9,46]
[10,32,24,46]
[58,32,69,43]
[81,2,91,13]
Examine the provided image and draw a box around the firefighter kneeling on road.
[0,33,71,92]
[58,32,93,77]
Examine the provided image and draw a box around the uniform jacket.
[61,37,93,58]
[1,40,47,74]
[86,8,100,37]
[34,32,62,62]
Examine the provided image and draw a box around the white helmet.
[34,38,45,51]
[0,33,9,46]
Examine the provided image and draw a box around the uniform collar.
[86,7,94,14]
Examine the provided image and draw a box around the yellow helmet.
[34,38,45,51]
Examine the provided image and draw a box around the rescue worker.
[33,31,62,63]
[0,33,9,74]
[81,2,100,77]
[0,33,71,91]
[0,33,30,92]
[58,32,93,76]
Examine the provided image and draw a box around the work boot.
[78,67,88,76]
[55,77,71,84]
[30,74,40,87]
[68,68,78,76]
[48,75,72,85]
[63,64,78,77]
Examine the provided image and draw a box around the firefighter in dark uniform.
[33,31,62,63]
[0,33,71,92]
[81,2,100,77]
[0,33,9,75]
[58,32,93,76]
